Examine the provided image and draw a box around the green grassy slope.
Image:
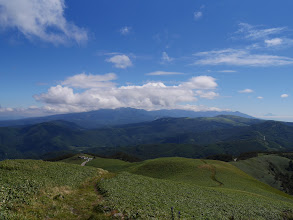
[93,157,293,219]
[99,172,293,219]
[128,157,292,199]
[0,159,109,219]
[231,154,293,193]
[63,154,133,172]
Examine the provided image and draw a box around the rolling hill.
[66,155,293,219]
[2,154,293,219]
[232,154,293,194]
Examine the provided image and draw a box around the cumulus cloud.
[146,71,184,76]
[281,94,289,98]
[180,76,217,90]
[0,0,88,45]
[106,55,132,69]
[195,90,219,99]
[238,89,254,93]
[62,73,117,88]
[257,96,264,99]
[120,26,131,35]
[33,73,220,113]
[193,48,293,66]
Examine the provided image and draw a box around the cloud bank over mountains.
[33,73,220,113]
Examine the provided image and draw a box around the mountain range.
[0,107,253,128]
[0,108,293,161]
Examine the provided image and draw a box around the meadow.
[2,155,293,219]
[0,159,107,219]
[231,154,293,194]
[90,157,293,219]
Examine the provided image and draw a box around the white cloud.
[238,23,285,40]
[146,71,184,76]
[34,74,219,113]
[0,0,88,45]
[179,104,225,112]
[193,48,293,66]
[0,106,13,112]
[120,26,131,35]
[161,52,173,63]
[106,55,132,69]
[195,90,219,99]
[180,76,217,90]
[61,73,117,88]
[257,96,264,99]
[0,106,53,119]
[238,89,254,93]
[281,94,289,98]
[236,23,293,49]
[265,38,283,47]
[194,11,203,20]
[265,38,293,48]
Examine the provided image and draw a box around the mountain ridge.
[1,115,293,161]
[0,107,254,128]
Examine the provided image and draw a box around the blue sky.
[0,0,293,121]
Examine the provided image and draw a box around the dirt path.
[81,158,92,166]
[200,159,224,186]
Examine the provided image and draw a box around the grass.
[95,157,293,219]
[99,172,293,219]
[231,154,293,191]
[0,159,109,219]
[64,154,134,172]
[6,155,292,219]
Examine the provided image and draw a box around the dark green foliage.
[205,154,233,162]
[287,160,293,171]
[1,116,293,161]
[85,152,142,162]
[271,160,293,194]
[232,154,293,195]
[43,153,76,162]
[237,151,259,160]
[106,152,141,162]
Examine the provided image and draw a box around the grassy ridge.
[64,154,133,172]
[99,172,293,219]
[231,154,293,193]
[92,157,293,219]
[0,159,106,219]
[6,155,292,219]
